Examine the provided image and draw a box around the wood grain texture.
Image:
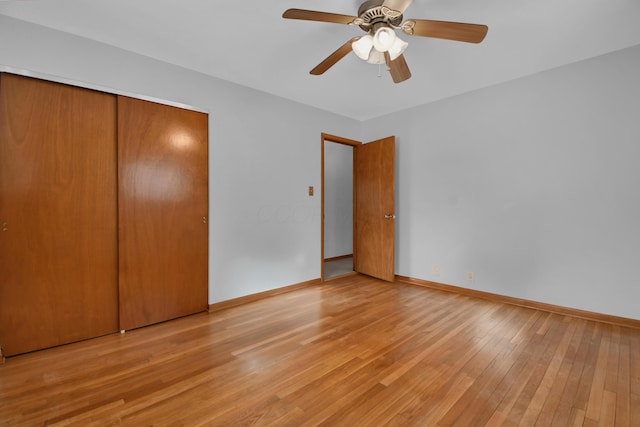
[407,19,489,43]
[310,37,359,75]
[385,52,412,83]
[282,9,356,25]
[0,73,119,356]
[355,137,395,281]
[320,133,361,147]
[397,275,640,330]
[117,96,208,331]
[208,279,321,313]
[2,273,637,425]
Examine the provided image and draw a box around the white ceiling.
[1,0,640,120]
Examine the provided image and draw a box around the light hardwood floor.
[1,274,638,426]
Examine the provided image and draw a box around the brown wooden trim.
[321,133,362,146]
[321,133,361,281]
[320,134,325,280]
[208,278,322,313]
[324,254,353,262]
[352,146,357,274]
[395,275,640,330]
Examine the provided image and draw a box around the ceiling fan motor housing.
[355,0,404,32]
[281,1,488,83]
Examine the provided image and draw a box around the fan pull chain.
[377,64,382,78]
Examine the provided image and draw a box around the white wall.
[324,142,353,259]
[4,14,639,320]
[363,44,640,320]
[0,15,361,303]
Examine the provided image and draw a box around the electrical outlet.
[433,265,441,276]
[466,272,474,281]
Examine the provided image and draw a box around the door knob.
[384,214,396,219]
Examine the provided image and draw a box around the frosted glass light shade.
[352,28,408,65]
[388,37,408,61]
[352,35,374,60]
[372,27,396,52]
[366,49,386,65]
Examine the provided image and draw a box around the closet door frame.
[0,72,209,356]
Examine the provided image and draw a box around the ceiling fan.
[283,0,488,83]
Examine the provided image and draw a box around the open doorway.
[321,133,396,282]
[321,134,360,280]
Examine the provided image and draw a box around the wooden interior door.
[355,136,395,282]
[0,74,119,356]
[117,96,208,331]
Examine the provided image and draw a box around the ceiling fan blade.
[381,0,414,15]
[404,20,488,43]
[384,52,412,83]
[310,38,359,75]
[283,9,356,25]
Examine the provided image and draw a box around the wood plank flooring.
[1,274,639,426]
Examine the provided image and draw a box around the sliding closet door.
[117,96,208,331]
[0,74,119,356]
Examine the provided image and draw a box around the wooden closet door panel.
[0,74,119,356]
[117,96,208,331]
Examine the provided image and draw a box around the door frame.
[321,133,361,281]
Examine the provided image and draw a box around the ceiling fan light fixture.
[366,49,386,65]
[372,26,396,52]
[283,3,490,83]
[352,35,374,60]
[388,36,408,61]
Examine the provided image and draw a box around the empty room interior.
[1,1,640,425]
